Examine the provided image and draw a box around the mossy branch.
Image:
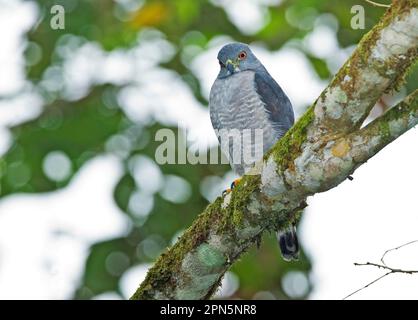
[313,0,418,136]
[131,0,418,300]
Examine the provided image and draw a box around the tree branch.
[131,1,418,300]
[313,0,418,136]
[353,262,418,274]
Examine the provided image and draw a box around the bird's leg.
[222,178,242,196]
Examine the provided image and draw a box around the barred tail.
[277,225,299,262]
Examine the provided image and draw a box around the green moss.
[232,209,244,226]
[268,106,315,174]
[230,176,261,223]
[378,117,391,142]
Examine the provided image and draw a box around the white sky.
[0,0,417,300]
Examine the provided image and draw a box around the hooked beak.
[226,59,238,74]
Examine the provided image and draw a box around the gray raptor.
[209,42,298,261]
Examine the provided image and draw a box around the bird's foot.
[222,178,242,196]
[230,178,241,190]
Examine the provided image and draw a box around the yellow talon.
[222,178,242,196]
[231,178,242,190]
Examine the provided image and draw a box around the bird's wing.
[208,82,222,136]
[254,71,295,138]
[209,105,222,134]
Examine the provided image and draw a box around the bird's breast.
[209,71,275,141]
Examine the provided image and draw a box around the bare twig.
[381,240,418,266]
[354,261,418,274]
[364,0,391,8]
[344,240,418,299]
[343,271,392,300]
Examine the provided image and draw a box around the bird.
[208,42,298,261]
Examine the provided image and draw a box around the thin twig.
[343,271,392,300]
[381,240,418,266]
[364,0,391,8]
[343,240,418,299]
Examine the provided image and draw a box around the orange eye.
[238,51,247,60]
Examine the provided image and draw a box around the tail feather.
[277,225,299,262]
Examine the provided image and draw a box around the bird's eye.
[219,60,225,68]
[238,51,247,60]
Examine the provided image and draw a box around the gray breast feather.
[209,70,292,175]
[210,71,268,132]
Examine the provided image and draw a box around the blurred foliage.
[1,0,416,299]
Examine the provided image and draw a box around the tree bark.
[131,0,418,300]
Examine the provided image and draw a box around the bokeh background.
[0,0,417,300]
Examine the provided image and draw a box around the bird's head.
[216,43,262,79]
